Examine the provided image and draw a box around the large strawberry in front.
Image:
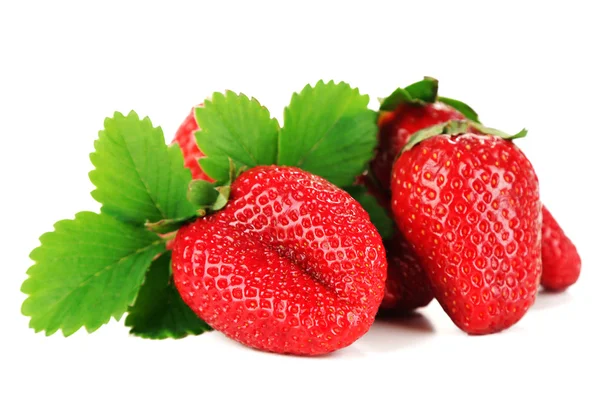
[172,166,387,355]
[379,230,434,313]
[391,122,542,334]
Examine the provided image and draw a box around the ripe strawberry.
[373,101,466,193]
[356,174,434,314]
[379,230,434,314]
[172,105,214,182]
[172,166,387,355]
[391,126,542,334]
[375,87,581,295]
[361,102,463,315]
[541,207,581,291]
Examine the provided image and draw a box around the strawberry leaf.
[379,87,413,111]
[278,80,378,187]
[195,92,280,182]
[90,112,196,225]
[404,77,438,103]
[125,253,212,339]
[379,77,438,111]
[21,212,165,336]
[344,186,394,240]
[438,96,480,122]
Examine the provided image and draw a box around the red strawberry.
[372,102,466,193]
[390,126,542,334]
[374,91,581,295]
[360,102,463,316]
[172,166,387,355]
[541,206,581,291]
[379,230,434,314]
[357,175,434,314]
[170,107,432,316]
[172,105,214,182]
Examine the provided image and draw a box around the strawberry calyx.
[145,215,198,235]
[402,120,528,152]
[187,179,232,214]
[379,77,438,111]
[144,180,232,235]
[379,77,480,122]
[147,162,241,235]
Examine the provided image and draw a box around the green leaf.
[278,80,378,187]
[195,92,280,181]
[89,111,196,225]
[125,253,212,339]
[344,185,394,240]
[403,120,527,152]
[438,96,480,122]
[379,87,413,111]
[404,77,439,103]
[379,77,439,112]
[21,212,165,336]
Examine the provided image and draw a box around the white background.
[1,1,599,399]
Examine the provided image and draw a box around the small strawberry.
[379,230,434,314]
[172,105,214,182]
[541,206,581,291]
[172,166,387,355]
[390,122,542,334]
[356,174,434,314]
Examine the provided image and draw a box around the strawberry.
[172,105,214,182]
[373,101,466,193]
[379,230,434,314]
[171,166,387,355]
[170,107,432,315]
[541,206,581,291]
[365,88,467,315]
[390,123,542,334]
[375,79,581,297]
[356,174,434,314]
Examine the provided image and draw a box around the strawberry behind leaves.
[351,176,434,314]
[171,105,213,182]
[391,128,542,334]
[172,166,387,355]
[379,231,434,314]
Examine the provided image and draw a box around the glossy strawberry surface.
[172,166,387,355]
[171,106,213,182]
[372,102,465,192]
[541,206,581,291]
[391,133,542,334]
